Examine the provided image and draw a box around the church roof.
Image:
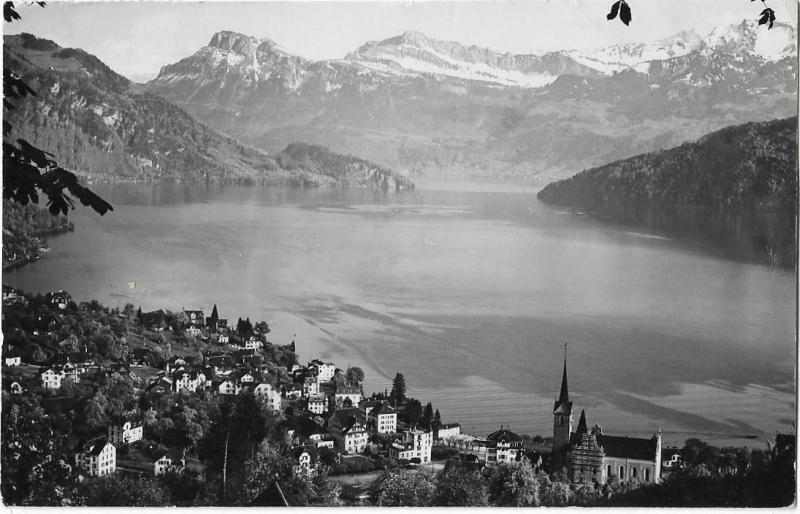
[570,431,658,461]
[576,409,588,433]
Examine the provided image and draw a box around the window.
[645,468,650,482]
[619,466,624,479]
[607,465,612,477]
[631,467,637,478]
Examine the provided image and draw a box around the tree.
[485,460,540,506]
[432,409,442,436]
[3,2,113,217]
[404,399,422,426]
[434,464,489,506]
[370,469,436,506]
[421,402,434,430]
[84,392,110,429]
[346,366,364,384]
[389,372,406,406]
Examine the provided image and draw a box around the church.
[550,350,662,485]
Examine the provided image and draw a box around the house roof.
[330,408,365,431]
[440,423,461,429]
[486,427,523,444]
[285,415,325,439]
[370,402,396,416]
[335,384,361,395]
[80,437,111,455]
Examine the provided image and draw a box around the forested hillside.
[538,117,797,212]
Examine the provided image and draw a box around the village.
[1,285,791,506]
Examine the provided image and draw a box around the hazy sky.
[5,0,798,80]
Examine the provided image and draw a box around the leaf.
[758,8,775,28]
[3,1,20,22]
[607,0,621,20]
[619,0,632,26]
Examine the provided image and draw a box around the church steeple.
[553,342,572,414]
[551,343,574,474]
[558,347,569,404]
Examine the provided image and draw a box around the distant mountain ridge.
[3,33,412,189]
[146,19,797,185]
[537,117,798,212]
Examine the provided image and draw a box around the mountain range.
[3,33,412,189]
[146,19,797,185]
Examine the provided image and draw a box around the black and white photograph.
[1,0,797,507]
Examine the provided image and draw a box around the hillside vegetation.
[537,117,797,212]
[3,33,412,190]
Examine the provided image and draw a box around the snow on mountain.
[570,19,796,76]
[346,31,596,87]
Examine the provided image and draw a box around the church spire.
[558,342,569,403]
[577,409,588,433]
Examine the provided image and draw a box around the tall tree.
[421,402,434,430]
[389,372,406,406]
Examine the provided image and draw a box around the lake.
[5,178,795,447]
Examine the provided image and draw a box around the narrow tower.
[551,343,573,474]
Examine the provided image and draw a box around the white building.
[108,420,144,446]
[4,355,21,367]
[389,427,433,464]
[437,423,461,441]
[368,402,397,434]
[40,367,64,389]
[334,384,362,408]
[253,382,282,412]
[154,450,185,476]
[75,438,116,477]
[307,395,327,415]
[329,408,369,455]
[309,360,336,383]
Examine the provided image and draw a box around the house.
[253,382,282,412]
[245,338,263,350]
[359,398,382,417]
[302,375,320,397]
[154,448,186,476]
[62,362,81,384]
[308,360,336,383]
[145,377,173,395]
[40,366,64,389]
[75,438,116,477]
[47,290,72,310]
[328,408,369,454]
[292,446,318,477]
[3,350,22,367]
[552,353,661,485]
[389,427,433,464]
[307,394,327,415]
[368,402,397,434]
[172,370,201,393]
[183,309,205,326]
[2,285,20,302]
[661,448,683,471]
[333,383,362,408]
[108,419,144,446]
[285,415,328,447]
[437,423,461,441]
[132,348,155,367]
[283,383,303,399]
[186,326,202,338]
[216,378,238,395]
[166,356,187,374]
[484,426,523,466]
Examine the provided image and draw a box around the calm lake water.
[5,179,796,446]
